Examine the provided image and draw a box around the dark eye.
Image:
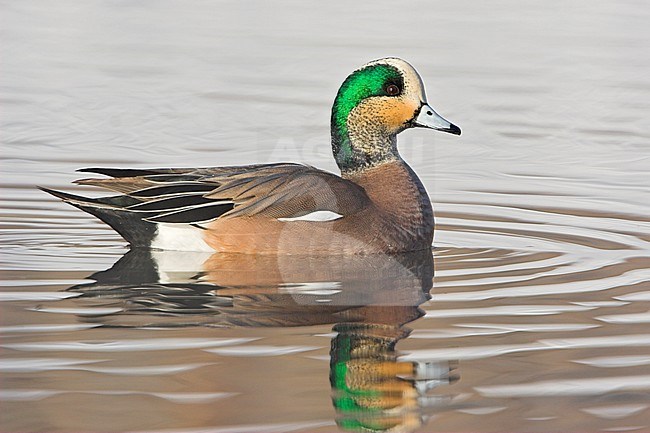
[385,84,400,96]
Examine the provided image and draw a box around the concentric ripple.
[1,189,649,432]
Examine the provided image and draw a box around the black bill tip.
[446,123,462,136]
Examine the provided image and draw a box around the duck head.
[331,58,460,173]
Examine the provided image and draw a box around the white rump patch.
[277,211,344,222]
[151,224,214,252]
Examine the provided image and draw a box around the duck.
[42,58,460,254]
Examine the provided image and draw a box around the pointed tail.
[39,187,157,247]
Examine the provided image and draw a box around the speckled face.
[331,58,429,171]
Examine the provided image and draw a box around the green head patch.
[331,64,404,169]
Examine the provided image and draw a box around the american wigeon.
[42,58,460,254]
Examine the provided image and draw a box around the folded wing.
[67,163,370,225]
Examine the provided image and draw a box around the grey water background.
[1,1,649,432]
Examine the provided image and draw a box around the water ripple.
[475,375,650,398]
[2,338,258,352]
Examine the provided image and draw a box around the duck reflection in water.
[68,248,457,432]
